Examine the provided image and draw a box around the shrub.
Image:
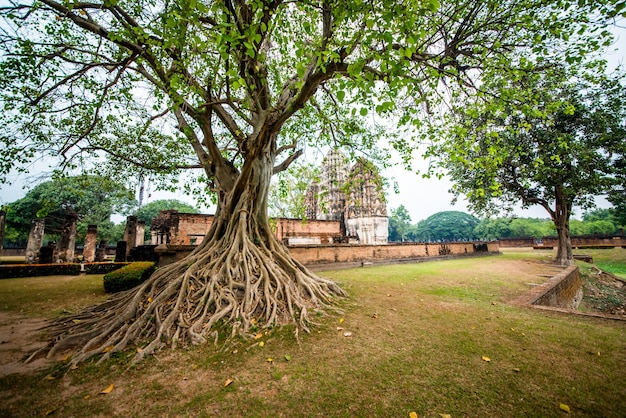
[84,262,128,275]
[0,263,82,279]
[103,261,156,293]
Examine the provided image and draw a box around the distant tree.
[136,199,200,241]
[4,175,135,245]
[388,205,413,242]
[430,71,626,265]
[415,211,479,242]
[269,164,319,219]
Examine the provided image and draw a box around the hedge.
[103,261,156,293]
[0,263,82,279]
[84,262,129,275]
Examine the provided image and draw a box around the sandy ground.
[0,312,52,377]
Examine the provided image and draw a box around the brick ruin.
[304,149,389,245]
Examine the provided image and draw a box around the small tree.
[388,205,413,242]
[430,72,626,265]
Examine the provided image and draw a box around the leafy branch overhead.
[0,0,618,193]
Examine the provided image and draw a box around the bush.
[84,262,128,275]
[0,263,82,279]
[103,261,156,293]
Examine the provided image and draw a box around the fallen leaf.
[147,297,153,303]
[192,364,199,370]
[224,379,233,387]
[44,375,55,381]
[559,403,570,413]
[102,345,114,353]
[339,318,344,323]
[482,355,491,362]
[372,313,379,319]
[284,355,291,361]
[44,408,57,416]
[439,414,451,418]
[83,395,91,400]
[512,368,520,373]
[254,332,263,339]
[409,412,418,418]
[232,349,238,354]
[136,347,143,353]
[266,358,273,363]
[100,384,114,394]
[72,319,81,324]
[259,341,265,347]
[251,318,257,325]
[336,327,344,331]
[70,364,78,370]
[62,354,72,362]
[343,331,353,337]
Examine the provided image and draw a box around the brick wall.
[515,265,582,309]
[155,241,500,267]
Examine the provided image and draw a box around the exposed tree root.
[27,211,345,366]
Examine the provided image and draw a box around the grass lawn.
[0,249,624,417]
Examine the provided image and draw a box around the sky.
[1,21,624,224]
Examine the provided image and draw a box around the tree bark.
[553,187,574,266]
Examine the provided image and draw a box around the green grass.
[0,249,625,417]
[0,274,107,316]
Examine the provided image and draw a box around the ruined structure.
[56,214,78,263]
[0,210,5,251]
[25,218,45,263]
[304,150,388,245]
[83,224,98,262]
[150,210,342,249]
[150,150,389,250]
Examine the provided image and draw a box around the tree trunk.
[553,188,574,266]
[30,144,345,365]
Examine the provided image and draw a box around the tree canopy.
[428,68,626,264]
[2,0,621,363]
[414,210,479,242]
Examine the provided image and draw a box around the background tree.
[136,199,200,242]
[4,175,135,246]
[414,211,479,242]
[474,217,553,240]
[429,70,626,265]
[268,163,319,219]
[388,205,414,242]
[0,0,618,363]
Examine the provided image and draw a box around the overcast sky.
[1,23,624,224]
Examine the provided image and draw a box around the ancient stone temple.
[305,150,388,245]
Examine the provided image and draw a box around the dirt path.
[0,312,52,377]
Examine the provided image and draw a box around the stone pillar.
[0,210,6,251]
[56,214,78,263]
[96,240,107,262]
[25,218,45,263]
[136,220,146,247]
[115,240,127,262]
[83,224,98,262]
[39,242,55,264]
[123,216,138,259]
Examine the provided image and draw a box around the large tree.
[0,1,618,363]
[414,210,479,242]
[429,71,626,265]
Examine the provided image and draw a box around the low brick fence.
[515,265,582,309]
[155,241,500,268]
